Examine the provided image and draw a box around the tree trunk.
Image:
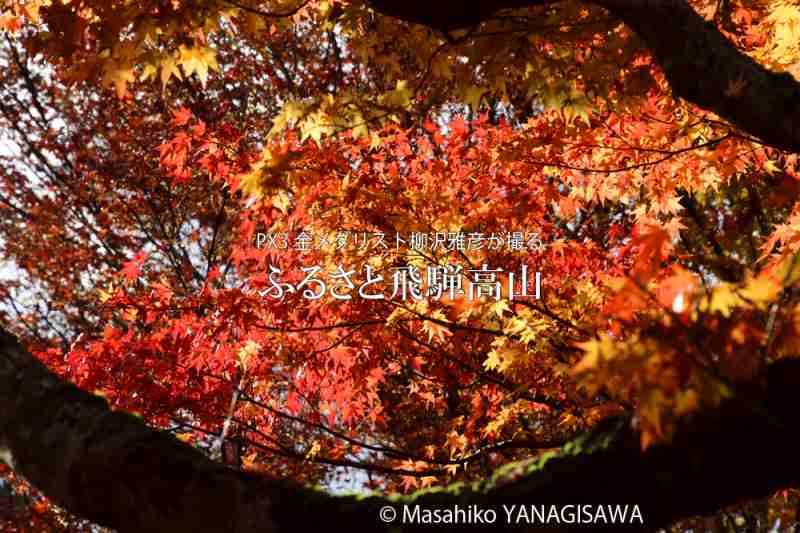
[2,326,800,531]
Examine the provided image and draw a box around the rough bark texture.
[368,0,800,153]
[2,325,800,531]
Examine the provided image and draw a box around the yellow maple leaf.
[763,159,781,175]
[351,116,369,140]
[160,55,183,90]
[238,159,268,199]
[706,283,744,317]
[423,311,453,343]
[445,431,467,458]
[387,306,411,324]
[766,2,800,61]
[102,61,135,98]
[444,464,459,476]
[379,79,413,109]
[739,274,781,306]
[178,45,219,87]
[268,100,310,137]
[304,441,321,460]
[139,62,158,83]
[489,299,511,318]
[775,252,800,285]
[572,334,615,375]
[483,349,502,371]
[237,340,261,370]
[368,132,382,151]
[299,111,334,144]
[502,316,527,336]
[272,191,291,214]
[483,343,520,373]
[22,3,40,23]
[98,282,115,303]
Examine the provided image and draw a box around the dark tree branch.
[2,325,800,531]
[367,0,549,32]
[368,0,800,153]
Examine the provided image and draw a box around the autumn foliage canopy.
[1,0,800,529]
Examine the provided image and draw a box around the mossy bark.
[2,327,800,531]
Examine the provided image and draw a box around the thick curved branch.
[2,325,800,531]
[368,0,800,153]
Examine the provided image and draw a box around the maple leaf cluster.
[1,0,800,530]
